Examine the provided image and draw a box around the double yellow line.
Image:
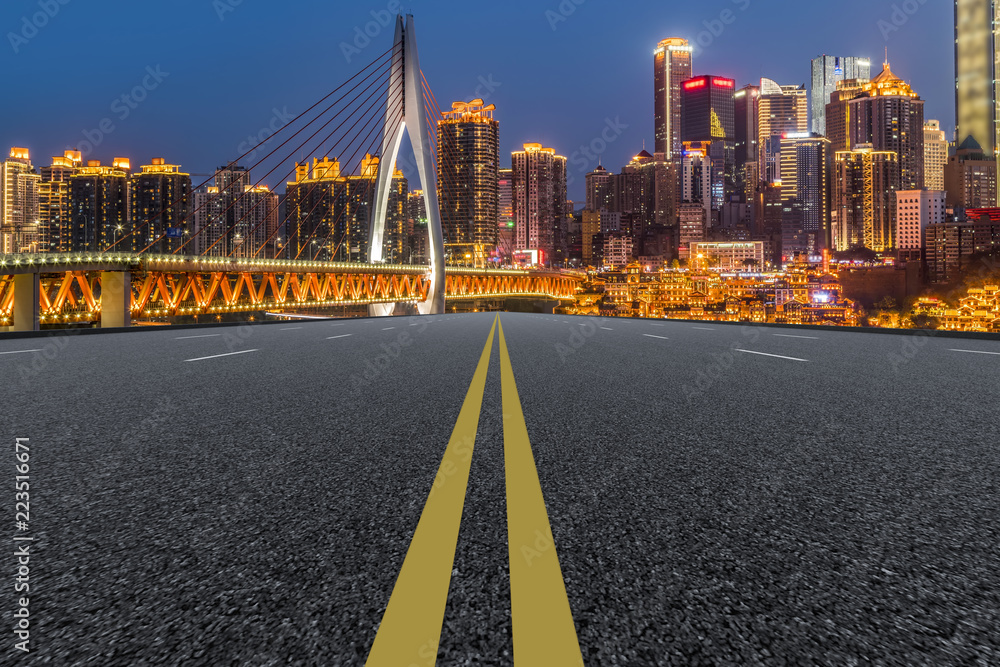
[366,315,582,666]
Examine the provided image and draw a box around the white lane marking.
[650,323,666,327]
[184,349,259,362]
[175,334,222,340]
[773,333,819,340]
[949,349,1000,356]
[280,327,303,331]
[410,323,422,326]
[736,349,808,362]
[692,327,715,331]
[327,334,353,340]
[0,349,42,356]
[643,334,670,340]
[600,327,613,331]
[331,323,345,327]
[382,327,395,330]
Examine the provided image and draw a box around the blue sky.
[0,0,955,201]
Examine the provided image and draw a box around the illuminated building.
[944,135,998,208]
[678,203,707,259]
[681,142,713,224]
[615,150,673,253]
[654,38,693,159]
[436,99,499,264]
[734,84,760,204]
[497,170,514,261]
[925,213,1000,282]
[131,158,191,254]
[689,241,764,270]
[39,151,81,253]
[585,164,612,212]
[603,233,633,269]
[779,133,830,257]
[512,143,567,264]
[923,120,949,192]
[681,75,736,214]
[757,79,809,185]
[824,78,869,153]
[285,155,402,262]
[193,163,280,258]
[1,148,42,254]
[955,0,999,198]
[68,159,130,253]
[848,61,925,190]
[895,189,945,261]
[581,210,600,265]
[832,145,899,252]
[810,55,871,136]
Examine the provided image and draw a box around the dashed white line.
[175,334,222,340]
[643,334,670,340]
[280,327,302,331]
[736,349,808,362]
[773,333,819,340]
[650,323,666,327]
[0,349,42,356]
[382,327,395,330]
[184,349,259,362]
[327,334,353,340]
[949,349,1000,356]
[600,327,614,331]
[692,327,715,331]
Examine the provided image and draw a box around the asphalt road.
[2,313,999,665]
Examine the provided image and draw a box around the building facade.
[832,146,899,252]
[68,159,131,253]
[1,148,41,254]
[955,0,999,197]
[131,158,191,254]
[39,151,82,253]
[924,120,949,192]
[779,133,831,257]
[810,55,871,136]
[896,189,946,260]
[757,79,809,185]
[681,75,736,215]
[654,38,693,159]
[944,135,998,208]
[511,143,567,264]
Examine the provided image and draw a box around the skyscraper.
[757,79,809,185]
[1,148,41,254]
[681,75,736,215]
[955,0,999,180]
[194,163,280,258]
[924,120,949,192]
[944,135,998,208]
[825,78,869,153]
[654,38,693,159]
[779,133,831,257]
[131,158,191,254]
[832,145,899,252]
[734,84,760,204]
[511,143,566,264]
[585,164,612,212]
[68,159,130,253]
[436,99,500,262]
[39,151,81,253]
[811,55,872,135]
[497,169,514,261]
[848,62,925,191]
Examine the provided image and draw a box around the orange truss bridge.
[0,254,583,330]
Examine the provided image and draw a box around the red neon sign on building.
[683,78,707,90]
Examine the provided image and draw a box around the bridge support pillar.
[12,273,40,332]
[100,271,131,328]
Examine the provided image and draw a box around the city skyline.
[0,0,955,202]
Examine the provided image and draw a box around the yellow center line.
[498,318,584,666]
[366,315,498,667]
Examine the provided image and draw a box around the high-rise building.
[193,163,280,258]
[848,61,925,190]
[944,135,999,208]
[734,84,760,204]
[810,55,872,135]
[436,99,500,262]
[39,151,82,253]
[824,78,869,153]
[497,170,514,261]
[955,0,999,191]
[1,148,42,254]
[832,145,899,252]
[896,189,946,260]
[131,158,191,254]
[612,150,674,254]
[757,79,809,185]
[678,203,708,259]
[923,120,949,192]
[68,159,130,253]
[779,133,831,257]
[511,143,567,264]
[284,155,401,262]
[681,75,736,214]
[680,141,713,223]
[654,38,693,159]
[585,164,612,212]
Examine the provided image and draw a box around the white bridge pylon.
[368,14,445,316]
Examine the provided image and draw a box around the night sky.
[1,0,954,202]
